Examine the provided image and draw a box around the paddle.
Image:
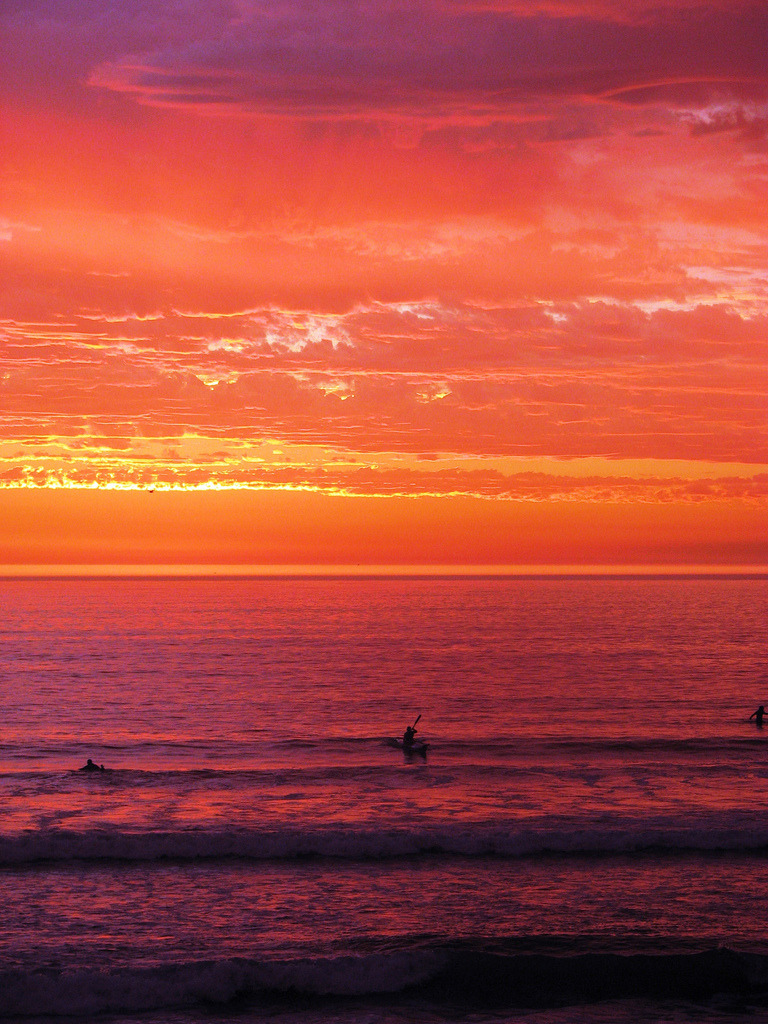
[412,714,421,729]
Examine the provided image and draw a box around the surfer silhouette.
[749,705,766,728]
[79,758,106,771]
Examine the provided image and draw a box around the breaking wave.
[3,946,768,1017]
[5,812,768,865]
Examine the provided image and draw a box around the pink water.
[0,575,766,1022]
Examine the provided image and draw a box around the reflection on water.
[0,576,766,1023]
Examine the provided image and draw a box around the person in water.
[749,706,766,728]
[403,724,417,749]
[79,758,106,771]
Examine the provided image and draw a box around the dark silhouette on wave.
[749,705,766,728]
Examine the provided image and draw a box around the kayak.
[387,738,430,756]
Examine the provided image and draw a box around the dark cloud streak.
[81,0,768,123]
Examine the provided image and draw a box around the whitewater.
[0,573,766,1023]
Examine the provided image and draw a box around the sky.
[0,0,767,569]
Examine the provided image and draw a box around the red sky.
[0,0,766,568]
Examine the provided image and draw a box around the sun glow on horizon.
[1,1,767,566]
[2,563,766,579]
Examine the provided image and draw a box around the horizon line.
[0,563,766,578]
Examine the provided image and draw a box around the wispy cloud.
[83,0,768,129]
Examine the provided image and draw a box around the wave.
[6,732,765,757]
[3,946,768,1017]
[250,734,768,757]
[412,735,768,759]
[6,813,768,865]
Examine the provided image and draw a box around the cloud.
[3,0,767,515]
[445,0,756,20]
[686,103,768,143]
[83,0,768,126]
[2,446,767,506]
[2,290,767,466]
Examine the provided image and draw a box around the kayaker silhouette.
[403,713,422,750]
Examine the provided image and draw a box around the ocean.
[1,573,767,1023]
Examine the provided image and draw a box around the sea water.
[0,574,767,1023]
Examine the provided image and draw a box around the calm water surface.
[0,575,766,1023]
